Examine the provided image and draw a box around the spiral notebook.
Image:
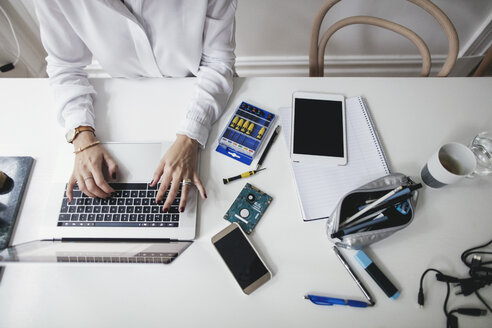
[279,96,390,221]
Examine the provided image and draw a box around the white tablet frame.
[290,91,347,165]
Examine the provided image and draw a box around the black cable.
[475,290,492,312]
[418,239,492,328]
[418,269,460,328]
[461,242,492,267]
[418,268,451,317]
[459,239,492,311]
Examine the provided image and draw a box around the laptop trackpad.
[103,142,166,182]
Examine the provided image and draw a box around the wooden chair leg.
[473,43,492,77]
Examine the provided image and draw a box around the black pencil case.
[326,173,419,250]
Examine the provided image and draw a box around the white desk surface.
[0,77,491,327]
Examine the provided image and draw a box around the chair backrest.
[309,0,459,77]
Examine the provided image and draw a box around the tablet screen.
[293,98,345,157]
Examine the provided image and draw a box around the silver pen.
[333,246,375,306]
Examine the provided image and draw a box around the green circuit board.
[223,183,273,234]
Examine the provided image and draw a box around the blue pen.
[331,216,388,239]
[304,294,369,308]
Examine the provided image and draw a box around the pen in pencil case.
[338,193,412,230]
[338,196,412,233]
[357,193,414,220]
[359,183,422,210]
[343,186,403,226]
[339,209,385,230]
[331,215,388,239]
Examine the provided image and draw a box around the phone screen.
[293,98,344,157]
[213,226,269,290]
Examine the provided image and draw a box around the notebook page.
[279,96,390,221]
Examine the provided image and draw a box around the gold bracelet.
[73,140,101,154]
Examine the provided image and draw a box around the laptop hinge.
[59,238,173,243]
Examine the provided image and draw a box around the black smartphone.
[211,223,271,294]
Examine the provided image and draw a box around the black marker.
[255,125,280,170]
[355,250,400,300]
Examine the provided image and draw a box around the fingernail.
[149,179,154,185]
[204,193,208,199]
[163,207,168,213]
[112,173,116,179]
[179,207,184,212]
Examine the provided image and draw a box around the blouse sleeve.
[35,0,96,133]
[177,0,237,147]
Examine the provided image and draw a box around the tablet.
[290,92,347,165]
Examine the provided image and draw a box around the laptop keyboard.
[58,183,181,228]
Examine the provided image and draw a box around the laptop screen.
[0,239,192,264]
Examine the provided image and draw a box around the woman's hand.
[150,134,206,213]
[66,131,118,201]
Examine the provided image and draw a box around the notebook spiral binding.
[358,97,391,175]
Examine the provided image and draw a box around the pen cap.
[326,173,419,250]
[354,250,373,269]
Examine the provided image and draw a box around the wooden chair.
[472,43,492,77]
[309,0,459,77]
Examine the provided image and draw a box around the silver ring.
[182,178,193,186]
[84,176,94,181]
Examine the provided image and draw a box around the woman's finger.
[76,174,96,198]
[83,175,109,199]
[193,173,207,199]
[179,182,190,213]
[163,175,181,212]
[150,160,164,187]
[156,168,172,205]
[91,164,114,195]
[66,175,77,202]
[179,171,205,211]
[104,153,119,180]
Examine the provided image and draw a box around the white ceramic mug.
[421,142,476,188]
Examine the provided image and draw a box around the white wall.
[236,0,492,56]
[234,0,492,76]
[1,0,491,77]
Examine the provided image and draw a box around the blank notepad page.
[279,96,390,221]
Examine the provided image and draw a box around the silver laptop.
[0,142,197,265]
[0,239,192,265]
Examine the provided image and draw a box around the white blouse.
[35,0,237,147]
